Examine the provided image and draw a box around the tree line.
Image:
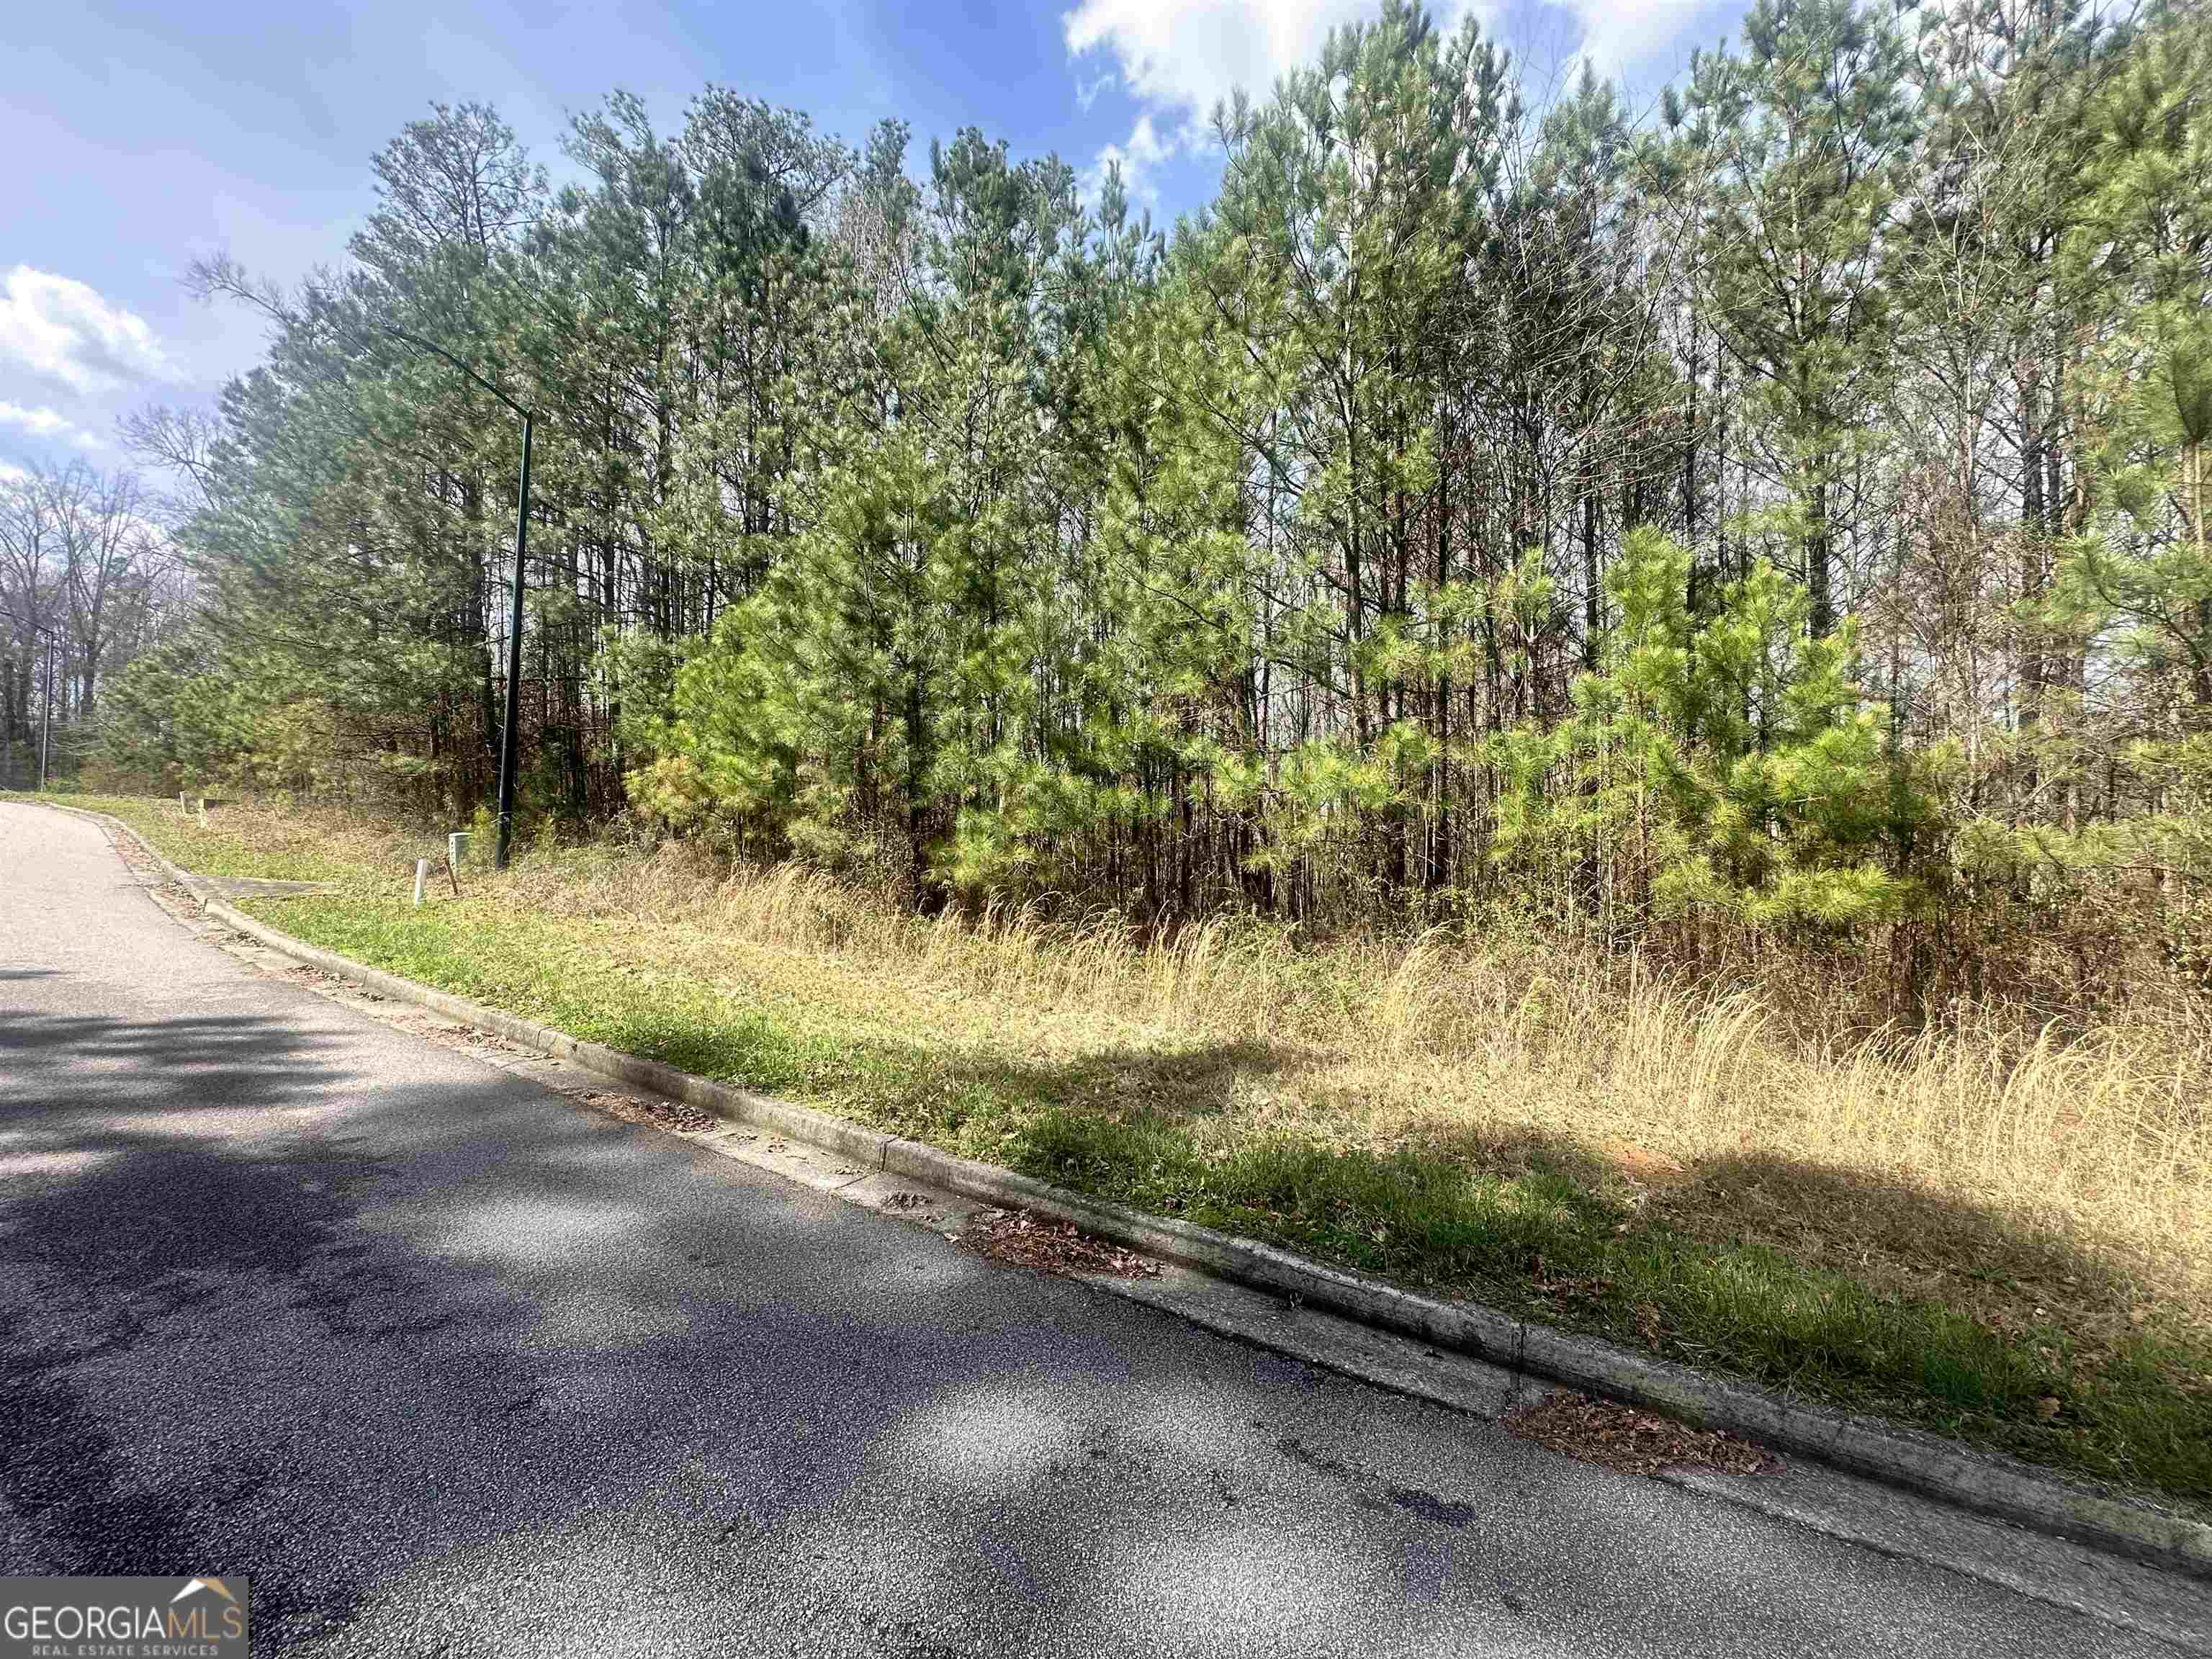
[104,0,2212,1009]
[1,459,175,786]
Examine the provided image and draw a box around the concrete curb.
[52,801,2212,1582]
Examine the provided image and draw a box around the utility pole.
[381,324,535,870]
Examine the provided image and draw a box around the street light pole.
[379,324,535,870]
[38,628,54,791]
[0,608,59,790]
[494,414,532,871]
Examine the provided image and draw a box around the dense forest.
[33,0,2212,1015]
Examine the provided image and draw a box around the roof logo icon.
[171,1579,240,1606]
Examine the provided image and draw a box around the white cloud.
[0,266,179,397]
[1082,112,1176,207]
[1559,0,1713,81]
[0,400,102,451]
[1062,0,1719,200]
[1063,0,1491,199]
[1067,0,1398,127]
[0,461,29,485]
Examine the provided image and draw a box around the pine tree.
[1682,0,1918,637]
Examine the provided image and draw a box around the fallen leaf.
[961,1209,1160,1280]
[1506,1391,1780,1479]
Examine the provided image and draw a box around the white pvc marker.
[198,796,209,827]
[413,858,430,907]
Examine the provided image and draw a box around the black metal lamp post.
[497,415,532,871]
[37,626,53,791]
[382,325,534,871]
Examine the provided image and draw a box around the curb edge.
[50,801,2212,1582]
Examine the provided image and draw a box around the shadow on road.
[0,994,2141,1657]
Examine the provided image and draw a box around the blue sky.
[0,0,1750,482]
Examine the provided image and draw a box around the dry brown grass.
[504,835,2212,1341]
[93,795,2212,1353]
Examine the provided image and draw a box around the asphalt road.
[0,801,2188,1656]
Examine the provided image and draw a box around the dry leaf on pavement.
[962,1208,1161,1279]
[1506,1390,1780,1479]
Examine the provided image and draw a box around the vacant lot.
[52,793,2212,1507]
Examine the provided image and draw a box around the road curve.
[0,801,2188,1656]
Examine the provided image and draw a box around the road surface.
[0,801,2193,1655]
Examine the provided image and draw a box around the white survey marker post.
[413,858,430,907]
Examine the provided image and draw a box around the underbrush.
[523,837,2211,1308]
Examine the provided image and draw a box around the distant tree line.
[1,459,176,785]
[108,0,2212,1010]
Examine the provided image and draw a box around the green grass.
[27,790,2212,1510]
[12,789,364,883]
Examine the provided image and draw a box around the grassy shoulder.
[19,790,364,884]
[40,790,2212,1509]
